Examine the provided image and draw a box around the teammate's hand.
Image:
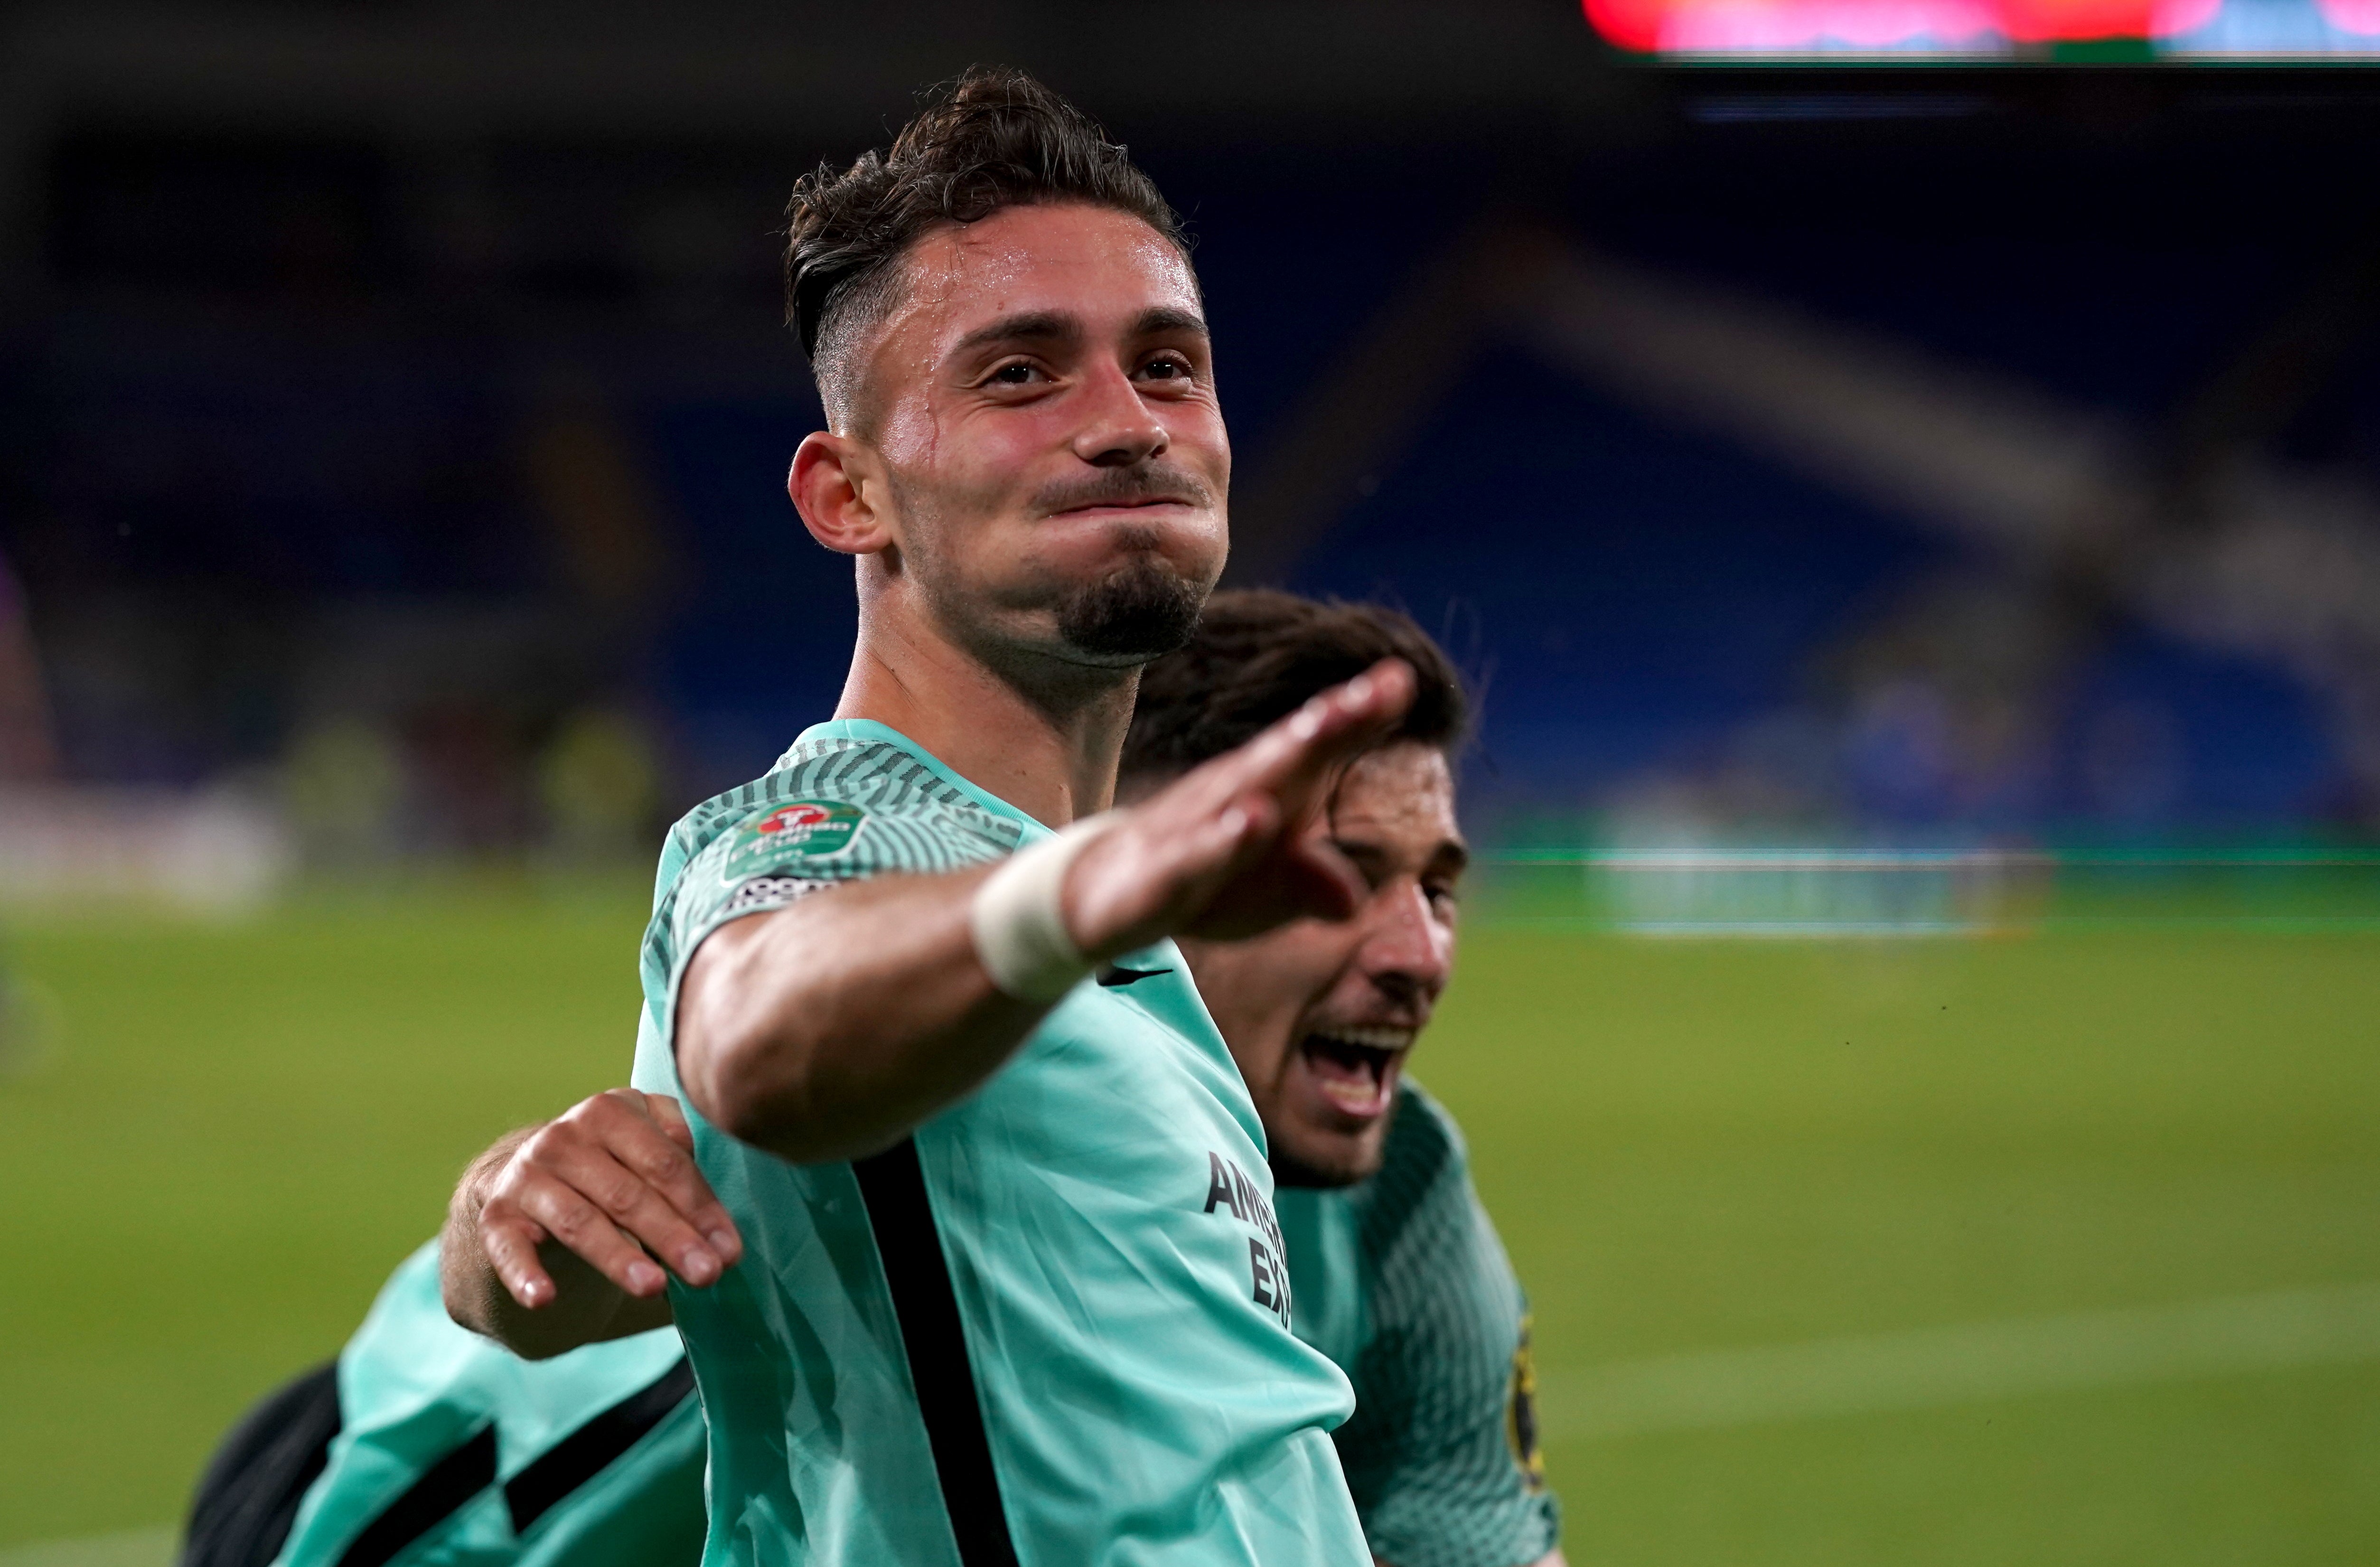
[1063,658,1415,957]
[474,1089,743,1311]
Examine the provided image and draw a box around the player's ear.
[789,432,892,557]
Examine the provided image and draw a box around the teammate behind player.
[188,592,1563,1567]
[1123,591,1565,1567]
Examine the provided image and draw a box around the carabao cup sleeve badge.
[726,799,866,870]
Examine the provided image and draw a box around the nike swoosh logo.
[1096,965,1172,988]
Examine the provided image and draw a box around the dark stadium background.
[17,22,2380,838]
[3,5,2378,1565]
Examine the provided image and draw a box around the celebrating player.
[479,66,1394,1567]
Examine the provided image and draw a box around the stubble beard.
[1007,457,1217,664]
[916,539,1206,687]
[895,468,1213,684]
[1052,550,1205,663]
[1267,1134,1387,1190]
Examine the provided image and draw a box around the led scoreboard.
[1584,0,2380,55]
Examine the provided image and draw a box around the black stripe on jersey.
[335,1424,496,1567]
[816,749,862,796]
[879,760,921,806]
[852,1138,1021,1567]
[895,757,938,802]
[504,1357,698,1534]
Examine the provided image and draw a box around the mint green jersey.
[272,1243,704,1567]
[629,720,1368,1567]
[268,1031,1549,1567]
[1278,1084,1561,1567]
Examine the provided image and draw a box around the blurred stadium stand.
[5,0,2380,889]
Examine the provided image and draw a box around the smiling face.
[814,201,1229,677]
[1178,742,1467,1187]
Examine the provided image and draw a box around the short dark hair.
[783,66,1190,426]
[1122,591,1470,786]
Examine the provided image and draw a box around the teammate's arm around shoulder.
[676,660,1416,1165]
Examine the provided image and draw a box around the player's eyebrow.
[953,306,1206,364]
[952,310,1082,357]
[1131,305,1209,340]
[1330,834,1471,879]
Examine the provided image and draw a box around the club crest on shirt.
[729,799,864,867]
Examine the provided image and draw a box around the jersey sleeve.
[634,739,1027,1097]
[664,777,1020,975]
[1337,1088,1561,1567]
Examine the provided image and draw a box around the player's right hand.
[1063,657,1416,957]
[475,1088,743,1311]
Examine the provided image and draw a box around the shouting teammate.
[1121,592,1563,1567]
[189,592,1564,1567]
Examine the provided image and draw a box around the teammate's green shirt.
[272,1093,1558,1567]
[271,1242,705,1567]
[1281,1082,1560,1567]
[628,720,1367,1567]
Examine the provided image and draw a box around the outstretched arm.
[677,660,1415,1164]
[442,1088,741,1358]
[458,662,1413,1358]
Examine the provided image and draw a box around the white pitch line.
[1539,1282,2380,1441]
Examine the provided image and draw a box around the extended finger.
[1131,793,1286,934]
[1181,660,1415,815]
[1174,792,1369,939]
[1273,830,1369,923]
[1078,666,1416,956]
[480,1210,558,1309]
[1265,660,1416,820]
[509,1173,675,1296]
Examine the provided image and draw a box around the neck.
[832,599,1138,828]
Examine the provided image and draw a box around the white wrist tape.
[970,812,1116,1004]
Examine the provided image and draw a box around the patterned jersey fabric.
[631,718,1368,1567]
[1277,1082,1562,1567]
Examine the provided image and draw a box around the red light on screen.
[2002,0,2215,36]
[1585,0,2221,49]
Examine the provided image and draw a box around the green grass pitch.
[3,882,2377,1562]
